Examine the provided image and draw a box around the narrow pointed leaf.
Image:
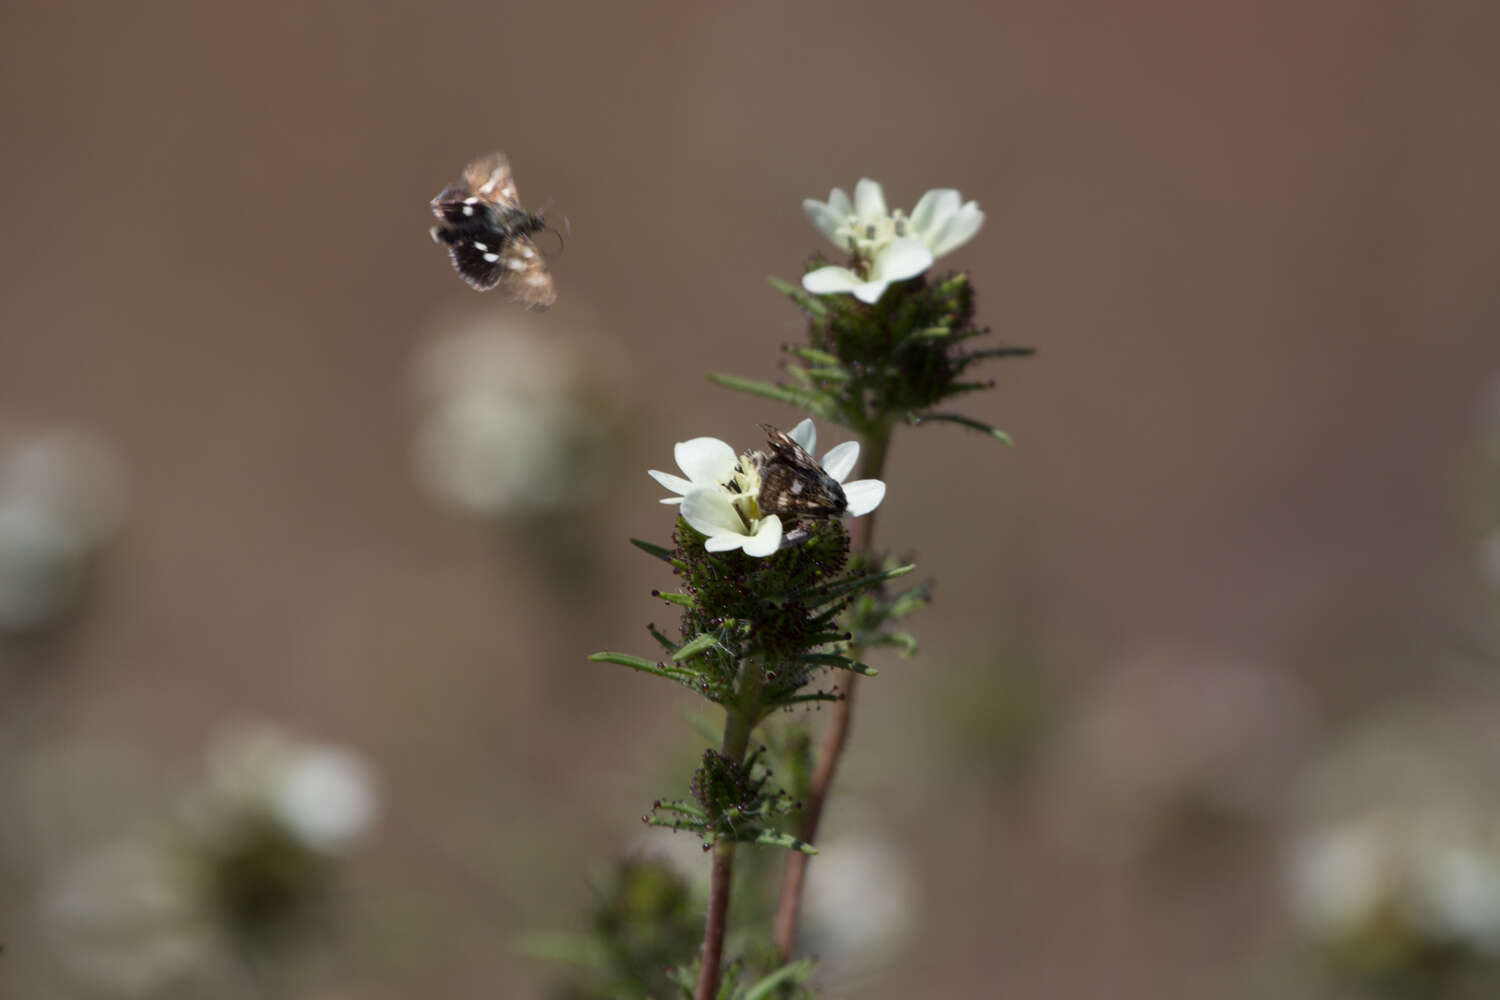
[814,563,916,603]
[654,591,697,609]
[629,538,675,562]
[967,346,1037,360]
[706,373,830,413]
[648,624,679,653]
[588,652,694,682]
[914,412,1014,445]
[791,347,840,366]
[743,959,819,1000]
[768,275,829,317]
[754,829,818,853]
[802,653,878,676]
[672,632,722,662]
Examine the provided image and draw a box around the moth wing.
[441,236,507,291]
[461,152,521,209]
[494,236,557,310]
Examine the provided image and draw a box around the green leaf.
[774,691,843,706]
[967,346,1037,360]
[914,411,1014,445]
[802,366,850,383]
[629,537,676,562]
[646,814,708,834]
[865,631,919,656]
[801,653,877,676]
[768,276,828,318]
[672,632,723,662]
[814,563,916,603]
[742,959,819,1000]
[706,373,830,414]
[654,592,697,609]
[652,799,708,818]
[753,829,818,853]
[648,624,679,653]
[588,652,693,681]
[790,347,840,366]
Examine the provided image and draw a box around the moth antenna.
[542,217,567,255]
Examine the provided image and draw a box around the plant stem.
[772,419,894,957]
[695,657,764,1000]
[697,843,734,1000]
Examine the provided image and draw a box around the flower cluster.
[802,179,984,304]
[42,725,379,995]
[648,419,884,557]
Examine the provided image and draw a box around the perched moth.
[429,152,556,309]
[755,424,848,519]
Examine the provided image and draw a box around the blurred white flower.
[802,179,983,303]
[0,426,127,631]
[648,419,884,556]
[43,840,225,997]
[801,829,914,994]
[1285,707,1500,972]
[1041,646,1313,863]
[272,746,380,852]
[413,315,611,518]
[189,724,379,854]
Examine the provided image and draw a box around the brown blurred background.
[3,2,1500,997]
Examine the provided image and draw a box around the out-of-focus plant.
[412,312,618,522]
[1282,708,1500,996]
[1040,647,1313,865]
[0,426,126,634]
[42,724,378,996]
[581,176,1031,998]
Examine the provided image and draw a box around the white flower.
[413,315,612,518]
[802,178,984,303]
[271,746,380,852]
[647,419,886,557]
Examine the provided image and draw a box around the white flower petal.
[853,178,887,221]
[681,488,746,538]
[704,534,746,552]
[742,515,783,557]
[852,280,892,304]
[675,437,737,485]
[825,187,852,218]
[803,198,846,246]
[842,479,886,517]
[927,202,984,257]
[789,418,816,452]
[868,237,933,283]
[821,441,859,482]
[802,266,866,295]
[910,188,961,235]
[648,469,695,498]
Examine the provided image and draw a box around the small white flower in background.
[187,724,379,853]
[801,828,914,994]
[802,178,984,304]
[44,840,224,997]
[0,427,127,632]
[271,745,380,852]
[647,418,885,557]
[1284,707,1500,968]
[413,314,612,518]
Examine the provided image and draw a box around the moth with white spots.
[428,152,557,309]
[755,424,848,519]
